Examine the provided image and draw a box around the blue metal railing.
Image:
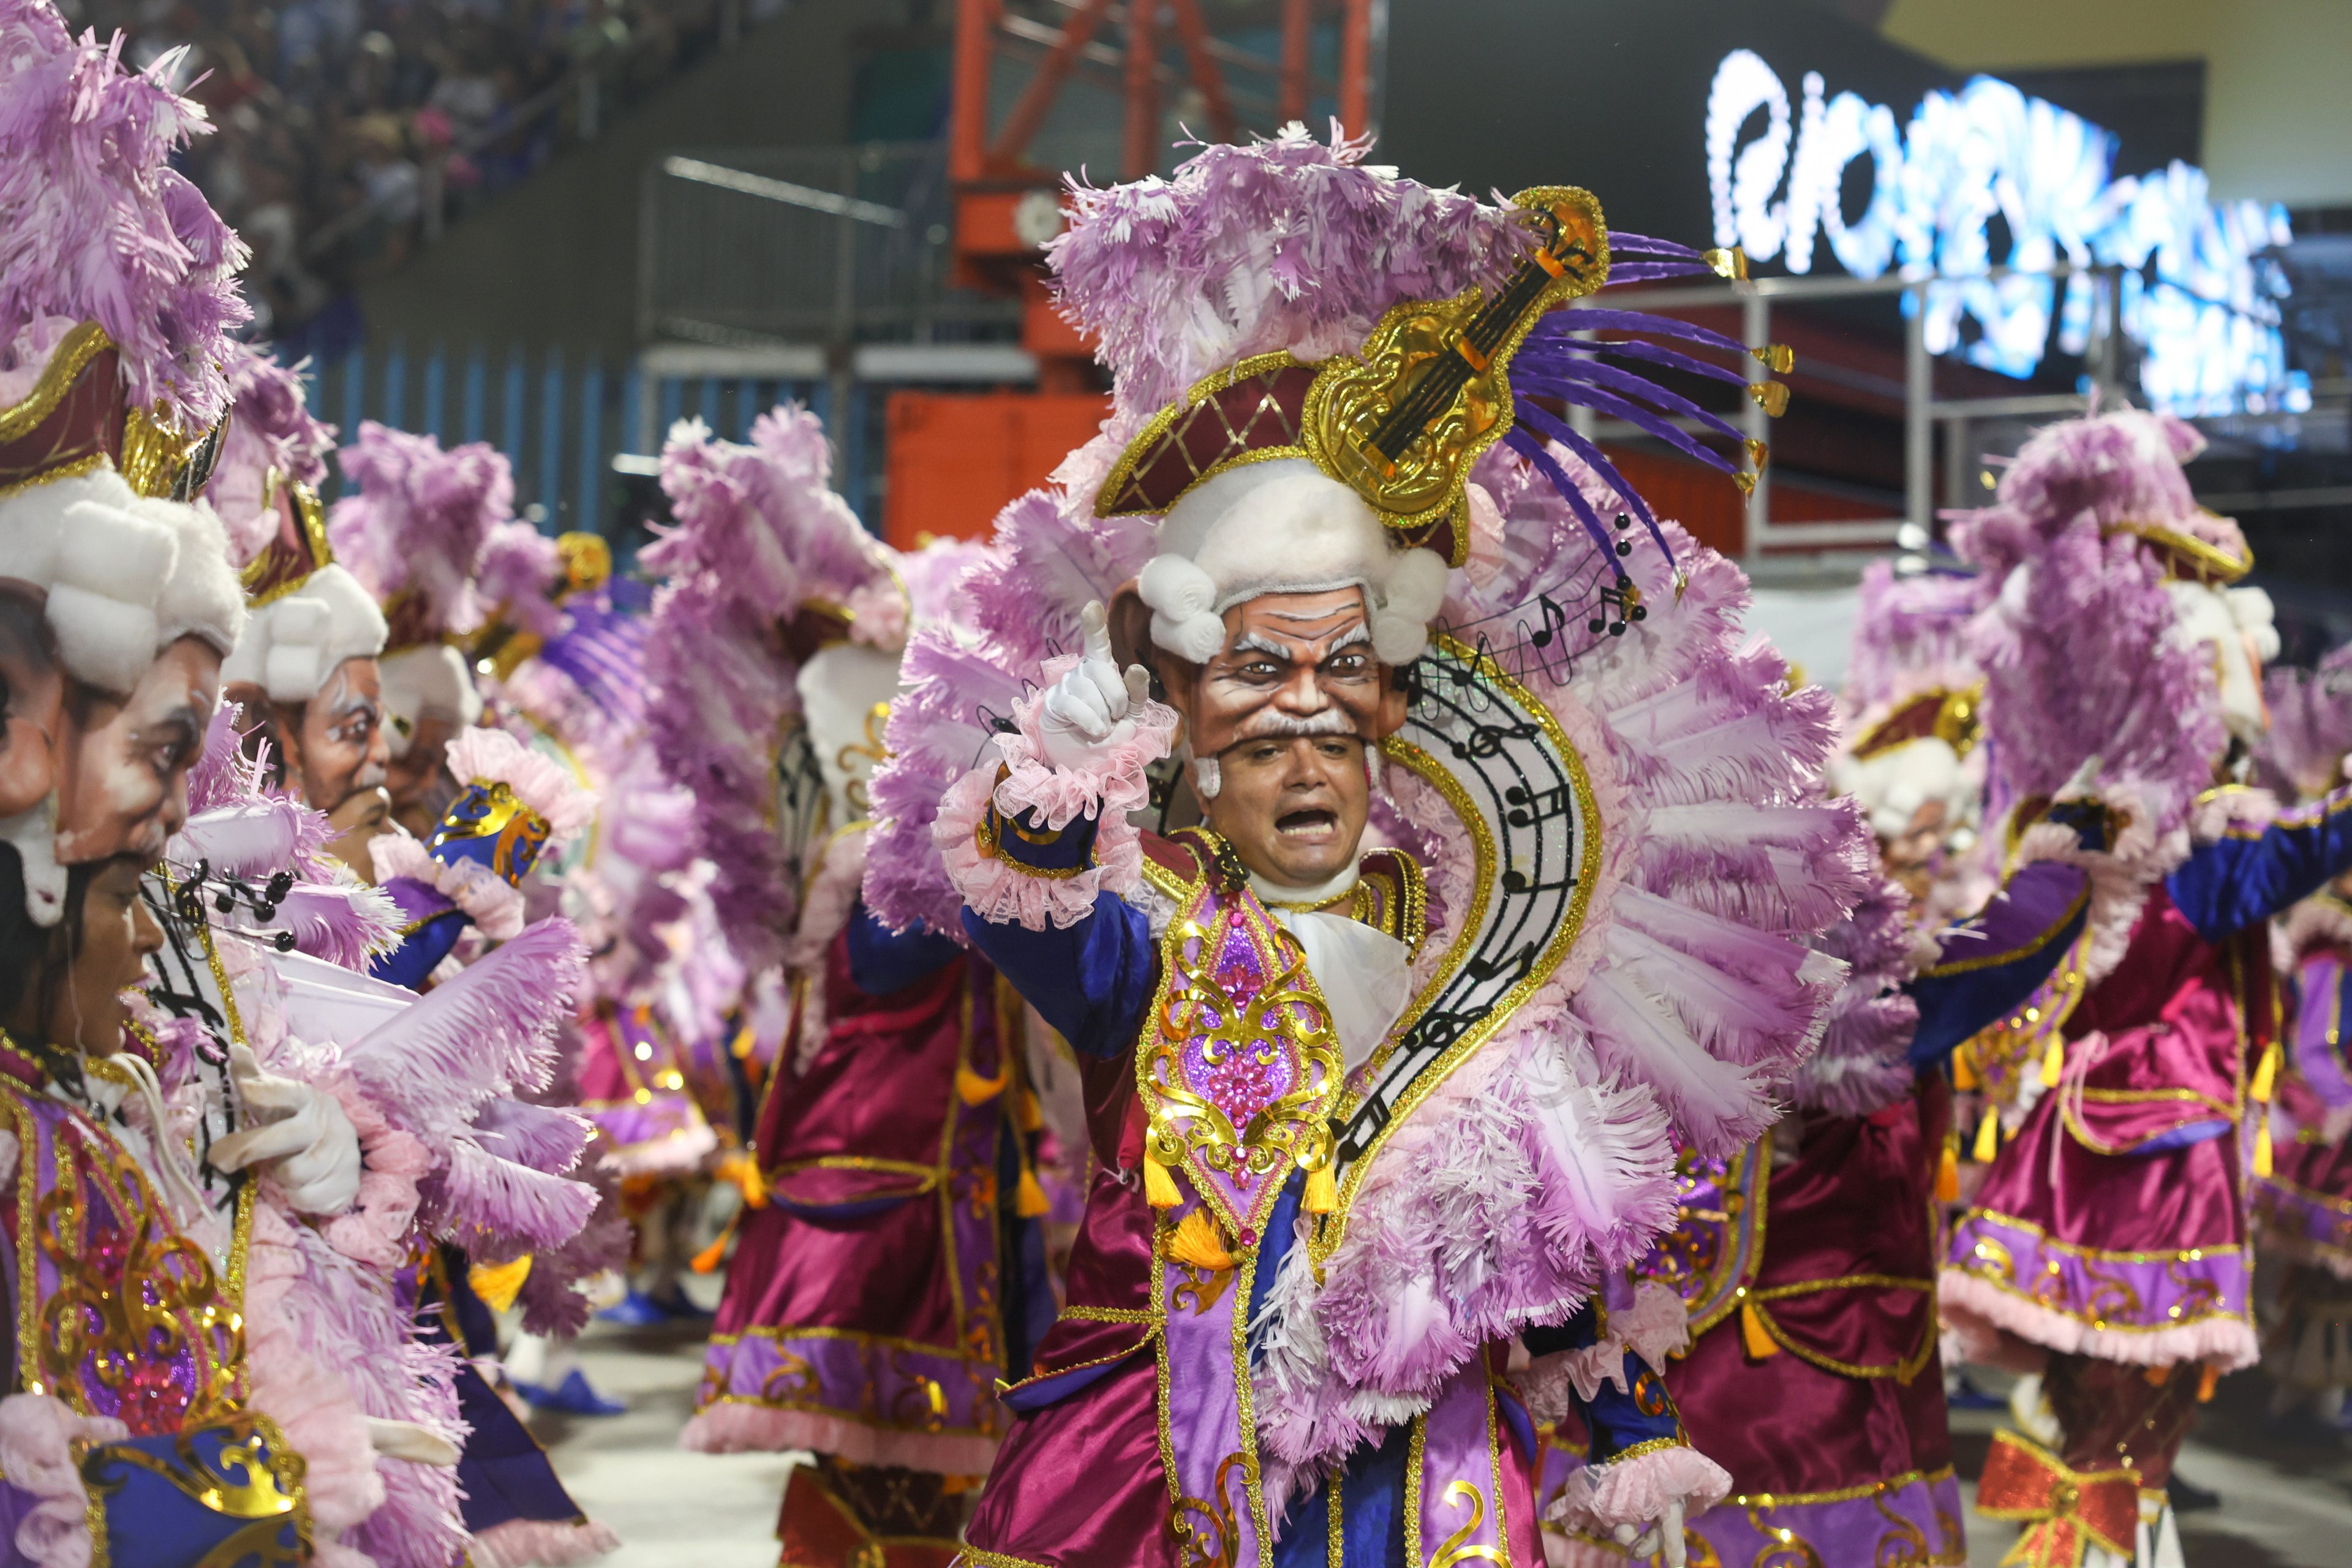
[293,341,854,535]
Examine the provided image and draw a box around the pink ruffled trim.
[444,726,600,843]
[1545,1444,1732,1535]
[372,831,526,941]
[678,1403,1003,1476]
[0,1394,128,1568]
[935,765,1146,933]
[1937,1267,2259,1371]
[319,1080,431,1268]
[2007,785,2173,988]
[1522,1282,1691,1417]
[2281,894,2352,965]
[990,655,1177,832]
[468,1517,621,1568]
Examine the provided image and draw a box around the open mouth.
[1276,808,1338,840]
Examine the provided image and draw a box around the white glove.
[364,1417,460,1466]
[1036,601,1152,772]
[208,1042,364,1216]
[1614,1496,1687,1566]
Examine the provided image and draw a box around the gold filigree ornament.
[1167,1449,1248,1568]
[1139,899,1346,1240]
[1430,1480,1506,1566]
[78,1412,311,1568]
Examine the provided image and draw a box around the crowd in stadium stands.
[58,0,747,354]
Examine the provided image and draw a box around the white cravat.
[1246,867,1412,1076]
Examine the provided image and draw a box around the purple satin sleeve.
[1906,859,2089,1066]
[2168,786,2352,941]
[960,809,1156,1058]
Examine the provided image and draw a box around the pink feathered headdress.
[2258,645,2352,802]
[328,422,516,644]
[642,409,894,969]
[0,0,249,428]
[1948,410,2226,843]
[206,345,339,568]
[1843,560,1980,713]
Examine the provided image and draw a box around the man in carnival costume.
[2245,650,2352,1431]
[862,127,1873,1568]
[650,408,1044,1568]
[216,399,393,880]
[1932,410,2352,1568]
[1545,555,2116,1568]
[0,8,595,1564]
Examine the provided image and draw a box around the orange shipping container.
[882,391,1112,551]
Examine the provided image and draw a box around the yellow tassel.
[1739,1297,1779,1359]
[2254,1112,2275,1178]
[1973,1106,2001,1163]
[1016,1167,1050,1218]
[1951,1048,1978,1092]
[2197,1363,2220,1403]
[467,1254,533,1313]
[957,1064,1009,1106]
[1167,1207,1234,1272]
[1014,1088,1044,1134]
[714,1151,768,1210]
[1144,1151,1183,1209]
[1303,1163,1337,1215]
[729,1023,756,1060]
[2250,1041,2280,1103]
[1935,1139,1961,1203]
[2038,1033,2067,1089]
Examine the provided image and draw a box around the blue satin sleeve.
[845,903,959,995]
[1523,1303,1685,1463]
[1907,859,2090,1066]
[2166,787,2352,942]
[957,807,1157,1059]
[369,903,466,992]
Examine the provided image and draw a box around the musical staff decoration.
[1318,635,1602,1243]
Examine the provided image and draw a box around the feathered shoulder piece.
[166,704,402,969]
[0,0,247,428]
[327,423,515,647]
[1950,410,2226,848]
[643,409,891,969]
[2257,646,2352,802]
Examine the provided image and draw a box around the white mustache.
[1234,707,1357,740]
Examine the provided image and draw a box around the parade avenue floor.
[530,1273,2352,1568]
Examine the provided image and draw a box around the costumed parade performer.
[1931,410,2352,1568]
[1546,554,2109,1567]
[2248,648,2352,1429]
[657,407,1038,1568]
[0,12,604,1564]
[312,423,625,1561]
[861,126,1878,1568]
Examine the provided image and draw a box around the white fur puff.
[1137,554,1227,664]
[222,563,389,703]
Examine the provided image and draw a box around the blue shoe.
[518,1369,628,1417]
[596,1290,670,1328]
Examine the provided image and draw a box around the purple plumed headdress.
[1948,410,2227,843]
[0,0,249,428]
[2257,645,2352,801]
[643,409,892,969]
[328,422,516,644]
[477,520,565,642]
[1844,560,1980,712]
[206,344,338,567]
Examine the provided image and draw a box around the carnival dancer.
[0,9,360,1557]
[2248,648,2352,1430]
[656,408,1035,1568]
[1933,410,2352,1567]
[863,127,1872,1568]
[1544,557,2111,1568]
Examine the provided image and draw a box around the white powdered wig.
[1829,737,1978,843]
[221,563,389,704]
[797,642,903,828]
[0,467,247,693]
[1137,459,1448,665]
[2165,579,2279,746]
[377,644,484,759]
